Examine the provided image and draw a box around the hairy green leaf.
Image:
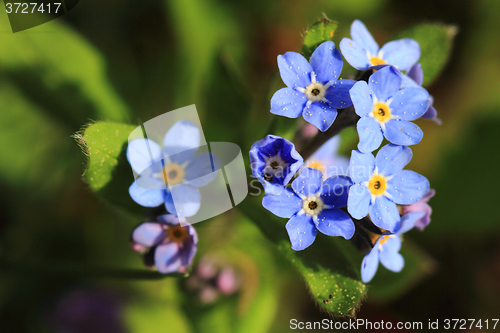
[302,16,338,60]
[76,121,140,214]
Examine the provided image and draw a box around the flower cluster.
[126,120,219,274]
[250,20,436,283]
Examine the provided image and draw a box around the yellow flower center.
[163,164,185,186]
[307,160,326,175]
[368,174,387,196]
[372,102,392,124]
[370,56,387,66]
[167,225,188,243]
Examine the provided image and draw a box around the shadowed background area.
[0,0,499,331]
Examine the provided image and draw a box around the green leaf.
[396,23,458,86]
[301,16,338,60]
[0,17,130,128]
[237,197,366,317]
[76,121,140,214]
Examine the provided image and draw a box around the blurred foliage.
[0,0,499,331]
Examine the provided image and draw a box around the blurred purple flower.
[48,288,125,333]
[401,189,435,231]
[186,256,241,304]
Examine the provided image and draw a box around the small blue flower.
[304,135,349,178]
[270,41,356,131]
[402,63,442,125]
[132,214,198,274]
[127,120,220,217]
[347,144,430,232]
[339,20,420,71]
[361,211,424,283]
[350,66,430,152]
[262,168,355,251]
[249,135,303,195]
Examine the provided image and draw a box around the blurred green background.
[0,0,500,331]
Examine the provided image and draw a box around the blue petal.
[423,105,438,120]
[368,66,402,102]
[350,20,379,55]
[384,119,423,146]
[292,167,323,197]
[277,52,312,89]
[398,211,426,234]
[135,173,167,190]
[285,214,318,251]
[310,41,342,84]
[184,152,221,187]
[166,184,201,217]
[155,242,182,274]
[320,175,353,208]
[348,150,375,183]
[387,170,430,205]
[324,80,356,109]
[270,87,307,118]
[361,245,380,283]
[390,87,429,120]
[380,39,421,71]
[407,63,423,86]
[132,223,165,247]
[129,181,165,207]
[349,81,373,117]
[302,102,337,132]
[369,196,400,232]
[375,144,412,177]
[379,238,404,272]
[339,38,371,71]
[163,120,200,160]
[127,138,163,174]
[400,74,420,89]
[347,184,371,219]
[179,242,197,267]
[262,187,302,218]
[315,209,355,239]
[357,116,383,153]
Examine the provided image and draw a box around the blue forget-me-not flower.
[361,211,424,282]
[127,120,220,217]
[402,63,442,125]
[270,41,356,132]
[262,167,355,251]
[249,134,303,195]
[347,144,429,232]
[350,66,430,152]
[339,20,420,71]
[132,214,198,274]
